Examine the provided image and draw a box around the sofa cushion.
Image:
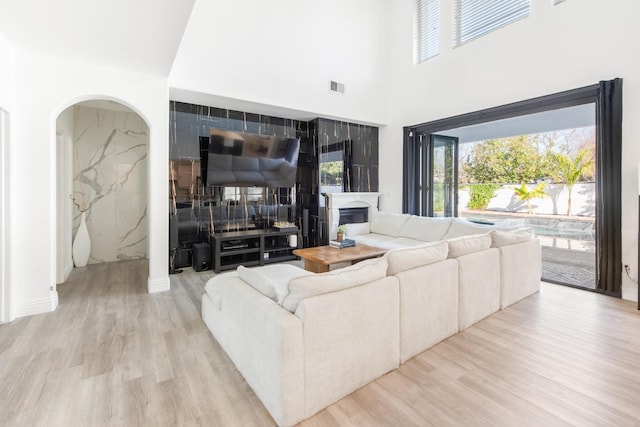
[447,234,492,258]
[344,222,371,236]
[391,237,428,247]
[237,264,312,304]
[398,216,453,242]
[282,257,388,313]
[385,241,449,275]
[370,212,410,237]
[443,219,494,239]
[351,233,398,247]
[491,228,535,247]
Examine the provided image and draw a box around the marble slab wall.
[73,106,148,264]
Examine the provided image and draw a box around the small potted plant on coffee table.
[337,225,346,242]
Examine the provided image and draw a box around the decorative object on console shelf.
[273,220,297,231]
[329,238,356,249]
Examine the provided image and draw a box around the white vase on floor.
[72,211,91,267]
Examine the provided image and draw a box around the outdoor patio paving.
[541,246,595,289]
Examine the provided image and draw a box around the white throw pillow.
[385,241,449,275]
[443,219,494,239]
[491,228,534,247]
[398,216,453,242]
[344,222,371,236]
[237,264,311,304]
[282,257,388,313]
[447,234,492,258]
[370,212,410,236]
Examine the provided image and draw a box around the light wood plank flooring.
[1,260,639,426]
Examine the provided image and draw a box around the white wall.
[380,0,640,302]
[11,49,169,318]
[0,32,15,322]
[460,183,596,217]
[0,32,15,110]
[169,0,390,125]
[55,107,74,285]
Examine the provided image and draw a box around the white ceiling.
[0,0,196,76]
[440,103,596,143]
[0,1,597,137]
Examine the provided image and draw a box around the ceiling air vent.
[329,80,345,94]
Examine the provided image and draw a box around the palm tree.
[550,149,594,215]
[513,182,547,214]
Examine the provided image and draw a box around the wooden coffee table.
[293,243,387,273]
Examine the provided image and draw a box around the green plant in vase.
[337,225,347,242]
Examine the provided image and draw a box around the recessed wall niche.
[72,103,148,263]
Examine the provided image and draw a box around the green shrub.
[467,184,499,210]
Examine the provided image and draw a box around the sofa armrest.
[498,238,541,309]
[202,276,304,426]
[295,276,400,419]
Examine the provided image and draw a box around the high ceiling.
[0,1,599,136]
[441,103,596,144]
[0,0,196,76]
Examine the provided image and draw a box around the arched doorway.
[55,99,149,288]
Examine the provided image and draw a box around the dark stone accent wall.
[308,118,379,245]
[170,101,308,161]
[313,118,379,193]
[169,101,379,255]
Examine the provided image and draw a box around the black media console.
[211,228,300,273]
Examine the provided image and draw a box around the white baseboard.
[148,276,170,293]
[15,294,58,318]
[50,290,59,311]
[621,282,638,303]
[62,263,73,284]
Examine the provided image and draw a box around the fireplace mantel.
[324,192,381,240]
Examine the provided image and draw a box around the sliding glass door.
[431,134,458,217]
[410,132,459,217]
[403,79,623,297]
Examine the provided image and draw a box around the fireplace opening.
[339,207,369,225]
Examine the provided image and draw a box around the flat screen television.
[204,129,300,188]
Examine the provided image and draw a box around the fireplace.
[339,207,369,225]
[324,192,381,241]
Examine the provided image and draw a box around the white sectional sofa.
[344,212,541,310]
[202,260,400,426]
[201,213,541,426]
[343,212,497,249]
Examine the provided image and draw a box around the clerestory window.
[453,0,530,48]
[414,0,440,63]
